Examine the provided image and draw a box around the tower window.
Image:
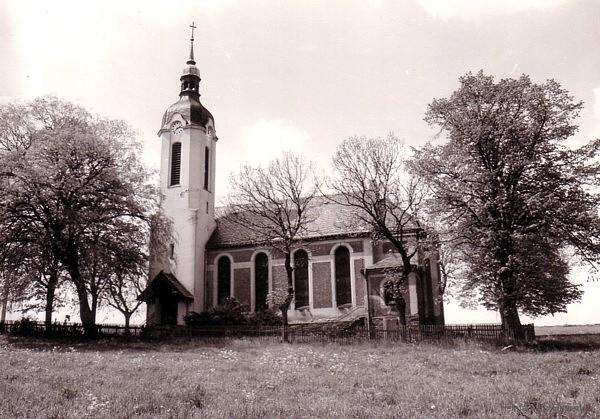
[204,146,210,190]
[170,142,182,186]
[169,243,175,259]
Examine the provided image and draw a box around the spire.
[180,22,201,99]
[187,22,196,65]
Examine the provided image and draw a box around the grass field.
[535,324,600,336]
[1,336,599,418]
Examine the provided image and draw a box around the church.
[140,29,445,329]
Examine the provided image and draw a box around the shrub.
[246,308,283,326]
[184,298,249,326]
[184,299,283,327]
[12,317,37,336]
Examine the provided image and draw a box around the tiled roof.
[365,253,404,271]
[208,195,373,248]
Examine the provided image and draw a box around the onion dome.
[162,22,214,130]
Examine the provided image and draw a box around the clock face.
[170,121,183,135]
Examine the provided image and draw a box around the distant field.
[535,324,600,336]
[1,336,600,418]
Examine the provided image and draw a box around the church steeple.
[187,22,196,65]
[180,22,201,99]
[161,23,214,131]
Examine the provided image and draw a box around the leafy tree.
[411,71,598,337]
[328,134,429,324]
[16,249,67,332]
[0,96,164,336]
[226,153,318,341]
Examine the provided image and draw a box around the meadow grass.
[1,336,599,418]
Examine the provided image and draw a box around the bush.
[183,299,283,327]
[12,317,37,336]
[184,298,249,326]
[246,308,283,326]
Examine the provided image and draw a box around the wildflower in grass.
[244,390,256,401]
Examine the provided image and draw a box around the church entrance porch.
[138,271,194,326]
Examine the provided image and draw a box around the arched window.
[217,256,231,305]
[334,246,352,306]
[170,142,182,186]
[255,252,269,311]
[293,250,309,308]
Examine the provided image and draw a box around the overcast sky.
[2,0,600,325]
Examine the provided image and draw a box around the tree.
[328,134,428,323]
[411,71,599,337]
[15,247,67,332]
[0,96,163,336]
[226,153,318,341]
[107,272,144,335]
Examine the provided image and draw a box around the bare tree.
[328,135,430,317]
[226,153,318,341]
[107,272,144,335]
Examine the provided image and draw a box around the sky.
[2,0,600,325]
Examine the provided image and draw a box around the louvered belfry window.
[204,146,210,190]
[170,142,182,186]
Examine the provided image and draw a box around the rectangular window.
[170,142,182,186]
[169,243,175,259]
[204,146,210,190]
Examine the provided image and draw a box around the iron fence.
[0,319,535,344]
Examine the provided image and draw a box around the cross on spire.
[188,22,197,64]
[189,21,196,41]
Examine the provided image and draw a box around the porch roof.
[138,271,194,302]
[364,253,404,272]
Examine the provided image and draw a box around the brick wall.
[234,268,251,306]
[312,261,332,308]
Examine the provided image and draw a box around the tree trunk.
[0,290,7,323]
[495,231,524,340]
[500,299,524,340]
[282,252,294,343]
[124,312,131,336]
[44,281,56,335]
[64,242,96,337]
[499,267,524,340]
[44,265,60,335]
[280,306,289,342]
[396,296,406,326]
[69,276,95,337]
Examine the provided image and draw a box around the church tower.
[146,24,217,325]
